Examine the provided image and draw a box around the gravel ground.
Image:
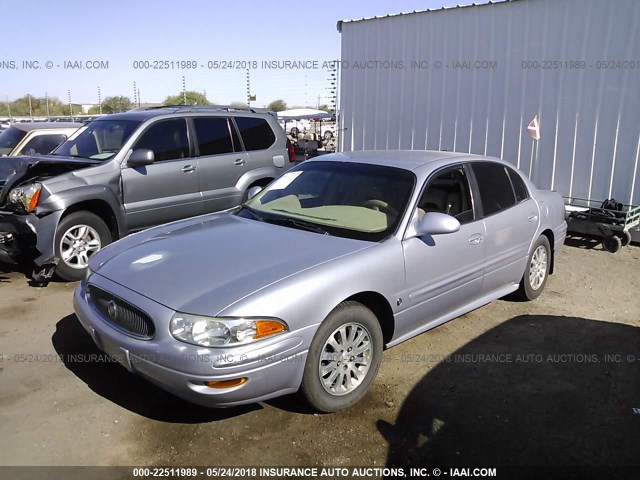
[0,241,638,472]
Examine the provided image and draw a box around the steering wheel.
[363,199,398,217]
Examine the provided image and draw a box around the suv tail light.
[286,139,296,163]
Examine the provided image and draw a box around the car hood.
[0,155,100,203]
[93,214,372,315]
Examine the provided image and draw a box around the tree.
[100,96,133,113]
[0,95,71,117]
[267,99,287,112]
[163,91,211,106]
[318,104,333,113]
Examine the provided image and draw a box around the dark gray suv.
[0,105,294,282]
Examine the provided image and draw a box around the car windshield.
[239,161,416,241]
[52,119,140,160]
[0,126,27,155]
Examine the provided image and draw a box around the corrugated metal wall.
[338,0,640,204]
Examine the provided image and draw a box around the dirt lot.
[0,241,638,472]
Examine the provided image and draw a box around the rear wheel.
[54,211,112,281]
[300,301,383,412]
[516,235,551,301]
[620,231,632,247]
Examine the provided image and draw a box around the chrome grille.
[87,285,155,339]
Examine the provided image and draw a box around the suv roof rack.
[133,104,273,115]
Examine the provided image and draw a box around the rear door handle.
[181,165,197,173]
[468,234,483,245]
[528,214,538,222]
[234,158,246,166]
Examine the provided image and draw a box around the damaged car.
[0,105,293,282]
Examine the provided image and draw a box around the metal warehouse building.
[337,0,640,205]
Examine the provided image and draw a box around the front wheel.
[300,301,383,412]
[516,235,551,301]
[54,211,112,281]
[602,235,622,253]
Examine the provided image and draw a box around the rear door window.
[234,117,275,151]
[471,162,517,216]
[193,117,234,156]
[506,167,530,202]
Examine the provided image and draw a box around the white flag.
[527,114,540,140]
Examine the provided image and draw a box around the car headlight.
[8,183,42,212]
[170,313,288,347]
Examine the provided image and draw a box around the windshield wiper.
[239,205,264,221]
[264,216,332,236]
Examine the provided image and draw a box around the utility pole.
[246,69,251,107]
[137,88,141,107]
[6,95,11,122]
[68,90,72,119]
[133,81,138,108]
[28,94,33,121]
[45,92,50,119]
[182,76,187,105]
[98,86,102,114]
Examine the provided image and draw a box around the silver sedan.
[73,150,567,412]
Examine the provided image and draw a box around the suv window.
[471,162,517,216]
[418,166,474,224]
[234,117,275,151]
[133,119,189,161]
[19,133,67,155]
[193,117,233,156]
[507,166,530,202]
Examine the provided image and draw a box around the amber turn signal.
[255,320,286,339]
[205,378,247,389]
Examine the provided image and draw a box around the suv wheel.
[54,211,112,281]
[300,301,383,412]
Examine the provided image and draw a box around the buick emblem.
[107,300,118,319]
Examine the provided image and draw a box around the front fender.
[31,184,125,266]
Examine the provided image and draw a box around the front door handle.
[181,165,197,173]
[468,234,483,245]
[234,158,246,166]
[528,214,538,222]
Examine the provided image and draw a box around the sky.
[0,0,473,108]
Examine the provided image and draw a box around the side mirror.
[127,149,155,167]
[415,212,461,236]
[246,186,262,201]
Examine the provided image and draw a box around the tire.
[516,235,551,301]
[602,235,622,253]
[300,301,383,412]
[620,231,632,247]
[323,130,334,140]
[54,211,112,281]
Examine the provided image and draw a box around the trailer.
[565,198,640,253]
[337,0,640,206]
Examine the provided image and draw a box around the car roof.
[309,150,480,171]
[102,105,275,122]
[12,122,83,131]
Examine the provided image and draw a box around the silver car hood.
[93,214,371,315]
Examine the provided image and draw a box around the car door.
[470,161,539,294]
[192,117,250,213]
[121,118,202,232]
[399,164,486,336]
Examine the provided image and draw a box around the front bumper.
[73,274,309,407]
[0,210,63,267]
